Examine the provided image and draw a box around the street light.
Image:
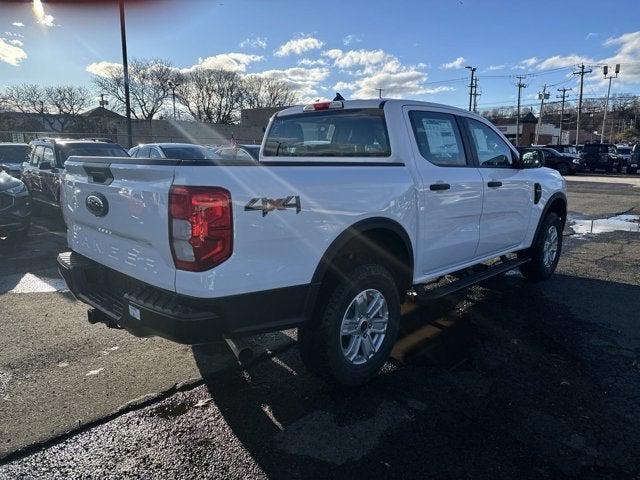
[601,64,620,144]
[119,0,133,148]
[465,66,476,112]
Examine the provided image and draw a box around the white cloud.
[182,53,263,73]
[86,61,122,77]
[343,34,362,46]
[487,64,505,71]
[0,37,27,66]
[600,31,640,84]
[322,48,389,74]
[298,58,327,67]
[247,66,330,101]
[239,35,267,49]
[534,54,592,70]
[513,56,539,70]
[9,39,24,47]
[274,36,324,57]
[441,56,466,69]
[12,22,24,28]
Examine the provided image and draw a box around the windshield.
[58,143,129,163]
[160,146,208,160]
[0,145,29,164]
[263,108,391,157]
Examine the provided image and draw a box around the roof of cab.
[276,99,472,117]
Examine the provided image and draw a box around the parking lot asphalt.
[1,175,639,479]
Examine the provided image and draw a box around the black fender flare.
[532,191,567,244]
[303,217,414,319]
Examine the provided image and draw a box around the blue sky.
[1,0,640,110]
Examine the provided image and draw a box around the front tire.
[519,212,562,281]
[298,264,401,387]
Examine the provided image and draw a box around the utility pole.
[376,88,383,99]
[515,75,527,146]
[472,77,480,113]
[574,63,592,147]
[601,64,620,144]
[556,87,572,145]
[119,0,133,149]
[535,85,549,145]
[465,66,476,112]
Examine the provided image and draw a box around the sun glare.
[32,0,45,22]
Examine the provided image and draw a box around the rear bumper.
[57,251,314,344]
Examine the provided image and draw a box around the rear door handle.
[429,183,451,191]
[487,181,502,188]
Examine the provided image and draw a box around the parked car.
[629,144,639,174]
[0,170,31,241]
[0,143,30,179]
[615,145,633,172]
[544,144,579,156]
[58,99,566,386]
[210,144,261,162]
[22,138,129,210]
[580,143,623,173]
[517,146,584,175]
[129,143,214,160]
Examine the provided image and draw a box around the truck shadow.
[192,274,640,477]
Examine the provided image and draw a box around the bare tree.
[45,85,91,131]
[176,69,245,124]
[242,77,298,109]
[3,83,58,130]
[91,58,175,120]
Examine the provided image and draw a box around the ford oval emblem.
[86,193,109,217]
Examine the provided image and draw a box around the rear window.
[263,108,390,157]
[59,143,128,163]
[161,146,208,160]
[0,145,29,164]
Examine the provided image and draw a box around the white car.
[129,143,214,160]
[58,99,567,386]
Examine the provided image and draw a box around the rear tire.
[298,264,401,387]
[519,212,562,282]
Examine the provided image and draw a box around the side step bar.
[414,256,530,304]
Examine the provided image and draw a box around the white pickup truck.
[58,99,566,386]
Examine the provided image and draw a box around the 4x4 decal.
[244,196,301,216]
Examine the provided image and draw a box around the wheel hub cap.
[340,289,389,365]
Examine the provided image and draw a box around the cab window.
[42,147,55,167]
[466,119,514,167]
[32,146,44,166]
[409,111,467,167]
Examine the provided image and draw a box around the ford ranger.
[57,99,567,386]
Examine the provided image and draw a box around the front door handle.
[429,183,451,191]
[487,181,502,188]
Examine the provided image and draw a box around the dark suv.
[517,146,584,175]
[21,138,129,210]
[581,143,623,173]
[0,143,30,179]
[630,144,639,175]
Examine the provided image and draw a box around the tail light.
[169,186,233,271]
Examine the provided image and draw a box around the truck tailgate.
[62,157,177,292]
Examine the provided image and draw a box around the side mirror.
[520,151,543,168]
[39,161,53,170]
